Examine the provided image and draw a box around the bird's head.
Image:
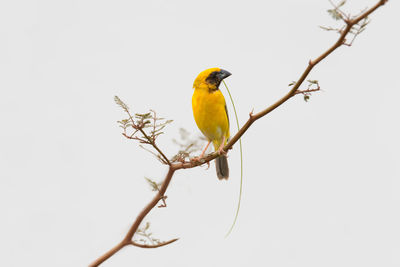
[193,68,232,91]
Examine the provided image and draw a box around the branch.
[90,1,387,265]
[172,0,388,171]
[89,167,176,267]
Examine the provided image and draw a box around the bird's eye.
[206,71,219,85]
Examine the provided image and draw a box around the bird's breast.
[192,89,229,143]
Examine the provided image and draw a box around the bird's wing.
[224,103,230,137]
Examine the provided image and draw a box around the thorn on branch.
[249,108,254,119]
[158,195,168,208]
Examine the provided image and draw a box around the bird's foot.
[190,155,210,169]
[217,145,227,156]
[191,156,205,163]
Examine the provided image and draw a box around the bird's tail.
[216,155,229,180]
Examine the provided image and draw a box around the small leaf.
[327,9,342,20]
[135,112,152,119]
[338,0,346,7]
[307,80,318,84]
[304,95,310,102]
[145,177,160,191]
[319,25,336,32]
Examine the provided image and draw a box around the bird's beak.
[217,69,232,81]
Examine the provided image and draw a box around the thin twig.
[295,88,321,95]
[125,108,171,165]
[130,238,179,248]
[138,128,171,165]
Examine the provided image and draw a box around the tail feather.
[216,155,229,180]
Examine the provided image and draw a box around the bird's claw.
[191,156,205,163]
[205,161,210,169]
[191,156,210,169]
[217,147,227,156]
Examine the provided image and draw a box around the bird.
[192,67,231,179]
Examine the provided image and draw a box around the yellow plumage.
[192,68,231,179]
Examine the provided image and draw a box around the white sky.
[1,0,399,266]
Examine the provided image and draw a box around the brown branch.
[158,195,168,208]
[90,1,387,266]
[89,167,176,267]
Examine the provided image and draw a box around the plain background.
[1,0,399,266]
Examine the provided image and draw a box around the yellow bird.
[192,68,231,179]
